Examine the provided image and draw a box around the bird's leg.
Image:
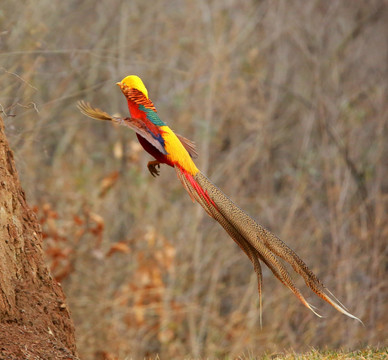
[147,160,161,177]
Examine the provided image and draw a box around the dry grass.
[1,0,387,359]
[260,347,388,360]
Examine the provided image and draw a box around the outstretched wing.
[77,101,168,155]
[77,101,198,158]
[77,100,113,121]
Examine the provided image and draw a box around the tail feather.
[176,167,362,323]
[177,168,265,326]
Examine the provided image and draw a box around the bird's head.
[116,75,149,99]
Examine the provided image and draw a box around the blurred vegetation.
[1,0,387,359]
[260,347,388,360]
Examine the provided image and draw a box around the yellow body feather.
[160,125,199,175]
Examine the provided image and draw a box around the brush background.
[1,1,387,358]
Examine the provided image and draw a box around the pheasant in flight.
[78,75,361,324]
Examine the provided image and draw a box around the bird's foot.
[147,160,161,177]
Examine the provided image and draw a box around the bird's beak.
[116,82,122,87]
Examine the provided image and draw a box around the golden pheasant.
[78,75,361,324]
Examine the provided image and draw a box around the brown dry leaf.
[74,228,86,243]
[73,215,84,226]
[48,210,58,219]
[88,212,105,247]
[106,242,131,257]
[89,212,105,229]
[54,263,74,283]
[99,170,119,198]
[45,247,72,259]
[95,350,119,360]
[42,203,58,219]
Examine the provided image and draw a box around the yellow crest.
[116,75,148,98]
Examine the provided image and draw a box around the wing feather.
[176,134,198,159]
[77,101,168,155]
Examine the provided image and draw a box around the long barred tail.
[176,167,362,324]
